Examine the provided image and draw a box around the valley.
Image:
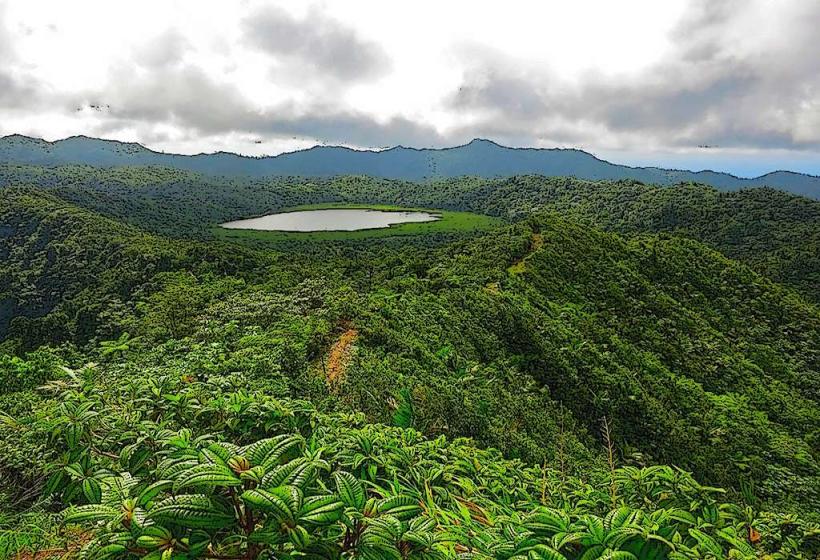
[2,2,817,557]
[1,168,818,559]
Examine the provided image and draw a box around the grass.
[0,511,66,560]
[212,203,502,243]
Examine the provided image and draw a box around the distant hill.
[1,134,818,198]
[2,164,817,301]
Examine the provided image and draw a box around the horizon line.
[1,132,818,181]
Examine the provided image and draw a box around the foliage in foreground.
[3,368,817,559]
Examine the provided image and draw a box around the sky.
[0,0,818,177]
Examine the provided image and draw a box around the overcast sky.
[0,0,818,176]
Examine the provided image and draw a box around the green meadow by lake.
[221,208,441,232]
[215,203,501,241]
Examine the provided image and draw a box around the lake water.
[220,208,441,232]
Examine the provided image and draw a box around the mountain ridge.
[1,133,818,198]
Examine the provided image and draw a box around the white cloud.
[0,0,816,175]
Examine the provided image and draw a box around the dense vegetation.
[1,167,819,558]
[2,164,818,300]
[3,369,817,559]
[3,135,819,198]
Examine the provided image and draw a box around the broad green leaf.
[376,494,422,520]
[148,494,235,529]
[64,504,120,524]
[82,478,102,504]
[300,495,343,525]
[333,471,366,510]
[241,488,295,523]
[172,463,241,491]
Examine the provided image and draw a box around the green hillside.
[2,165,818,300]
[1,181,818,558]
[2,135,819,198]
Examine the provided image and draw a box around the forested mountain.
[1,176,819,557]
[0,188,270,342]
[2,134,818,198]
[3,165,818,301]
[3,0,817,555]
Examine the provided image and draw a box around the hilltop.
[2,165,818,301]
[1,134,818,198]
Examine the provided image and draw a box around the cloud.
[0,3,9,60]
[80,59,439,149]
[241,6,389,82]
[93,64,254,134]
[250,107,442,147]
[0,3,44,110]
[2,0,817,160]
[69,17,429,149]
[447,0,820,151]
[452,68,548,120]
[134,28,189,69]
[0,72,40,109]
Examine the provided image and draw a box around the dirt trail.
[325,328,358,385]
[508,233,544,274]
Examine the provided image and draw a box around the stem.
[601,415,618,508]
[540,457,548,505]
[557,414,566,486]
[91,446,120,460]
[228,486,260,560]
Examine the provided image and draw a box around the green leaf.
[240,465,266,484]
[66,423,84,448]
[376,495,421,520]
[148,494,235,529]
[241,488,296,524]
[45,471,65,495]
[260,458,306,488]
[598,551,638,560]
[93,544,128,560]
[604,527,642,548]
[300,495,343,525]
[688,528,723,556]
[64,463,86,479]
[577,545,605,560]
[604,507,633,530]
[82,478,102,504]
[333,471,366,510]
[526,508,571,534]
[715,527,754,555]
[156,457,198,479]
[665,509,696,526]
[198,447,229,466]
[528,545,569,560]
[172,463,241,491]
[288,524,311,549]
[392,388,414,428]
[138,480,174,506]
[243,434,304,467]
[137,535,170,550]
[64,504,120,524]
